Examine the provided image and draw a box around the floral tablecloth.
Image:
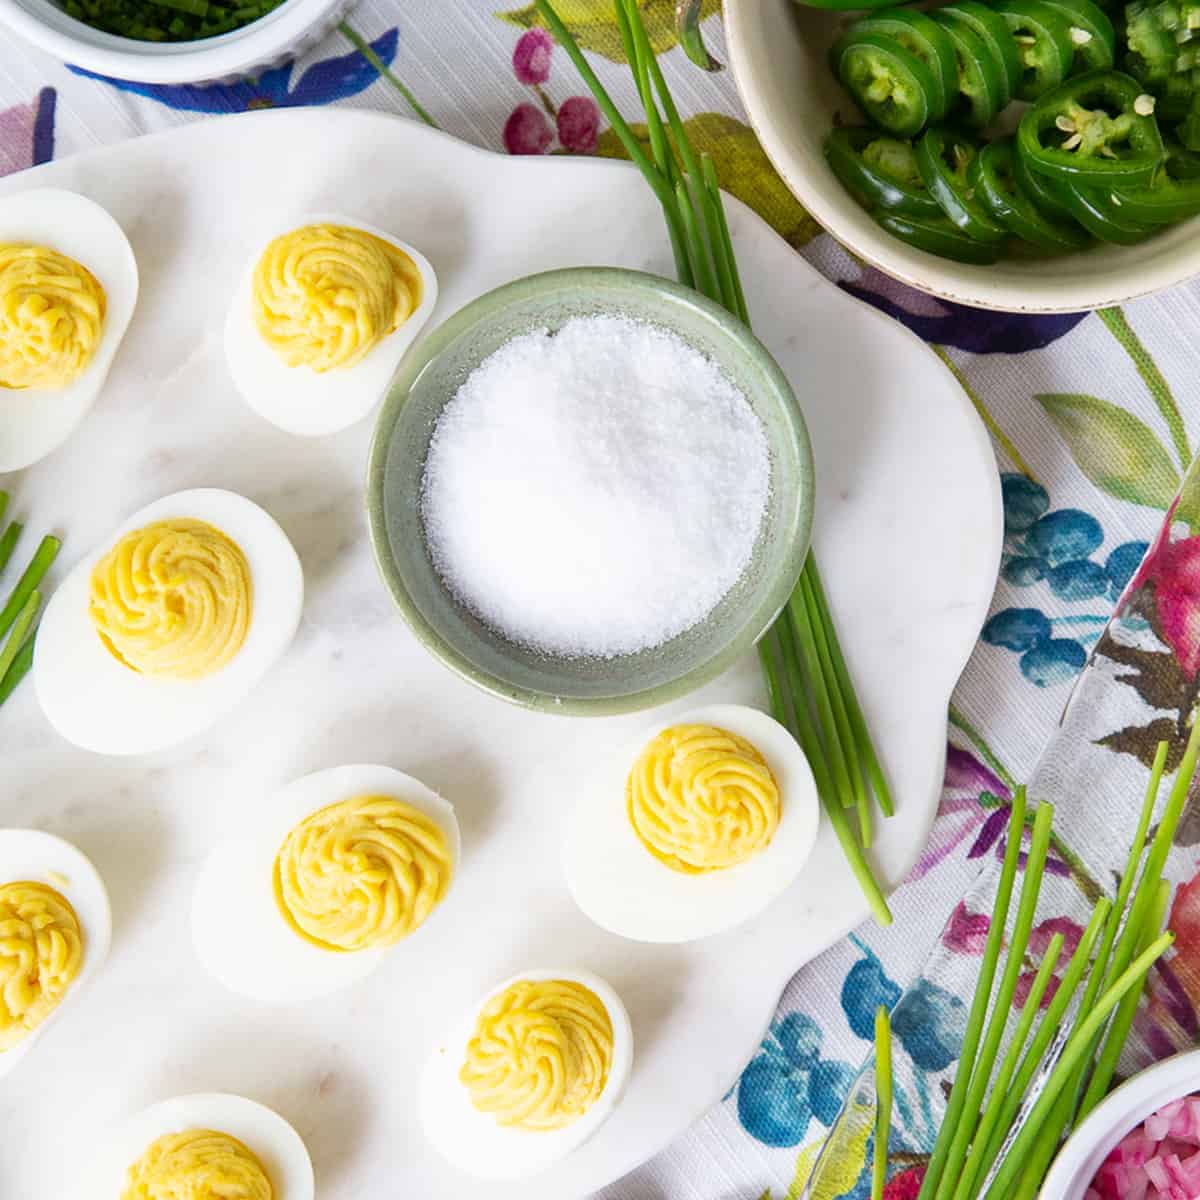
[5,3,1200,1198]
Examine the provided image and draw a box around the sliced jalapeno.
[1018,69,1166,185]
[875,211,1003,262]
[1106,139,1200,220]
[824,127,944,217]
[1014,136,1078,217]
[932,14,1006,127]
[970,140,1093,247]
[832,31,940,137]
[839,10,958,122]
[1055,177,1161,240]
[1035,0,1116,71]
[916,127,1009,240]
[993,0,1077,99]
[936,2,1022,106]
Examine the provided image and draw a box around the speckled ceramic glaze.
[724,0,1200,312]
[366,266,814,715]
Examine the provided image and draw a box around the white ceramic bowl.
[724,0,1200,312]
[1041,1047,1200,1198]
[0,0,353,84]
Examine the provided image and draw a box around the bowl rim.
[365,265,814,716]
[723,0,1200,313]
[0,0,337,82]
[1040,1046,1200,1198]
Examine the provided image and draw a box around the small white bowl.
[724,0,1200,312]
[0,0,354,84]
[1041,1047,1200,1198]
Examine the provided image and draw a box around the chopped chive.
[873,1005,893,1200]
[0,534,59,644]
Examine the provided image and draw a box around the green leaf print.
[1035,393,1181,512]
[1176,463,1200,532]
[596,113,823,249]
[498,0,720,63]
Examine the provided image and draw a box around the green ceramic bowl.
[366,266,813,715]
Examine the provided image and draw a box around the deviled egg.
[192,764,460,1003]
[420,968,633,1179]
[563,703,820,943]
[0,829,111,1078]
[34,488,302,755]
[224,215,437,436]
[0,188,138,472]
[85,1093,313,1200]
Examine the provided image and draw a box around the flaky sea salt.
[421,314,770,658]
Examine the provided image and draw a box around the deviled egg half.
[0,188,138,472]
[0,829,111,1078]
[85,1093,313,1200]
[34,488,303,756]
[564,703,820,943]
[192,764,460,1003]
[420,968,633,1179]
[224,214,437,436]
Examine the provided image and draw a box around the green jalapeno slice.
[970,140,1093,247]
[1054,176,1161,240]
[875,211,1003,262]
[933,14,1006,127]
[1106,138,1200,220]
[1034,0,1117,71]
[936,2,1022,105]
[832,31,940,137]
[824,127,945,217]
[916,126,1009,240]
[1018,69,1166,184]
[993,0,1078,99]
[839,10,958,121]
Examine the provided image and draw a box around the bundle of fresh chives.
[535,0,894,924]
[0,491,60,710]
[870,720,1200,1200]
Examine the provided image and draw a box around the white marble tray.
[0,110,1001,1199]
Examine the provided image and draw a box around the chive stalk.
[983,931,1175,1200]
[0,589,38,684]
[0,521,22,577]
[965,896,1111,1191]
[918,788,1028,1200]
[934,802,1055,1200]
[0,633,34,706]
[873,1005,893,1200]
[1078,877,1172,1119]
[0,535,60,643]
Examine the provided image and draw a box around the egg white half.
[0,188,138,472]
[563,703,820,944]
[83,1093,314,1200]
[419,967,633,1180]
[0,829,111,1079]
[224,213,438,437]
[34,488,303,756]
[192,763,461,1004]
